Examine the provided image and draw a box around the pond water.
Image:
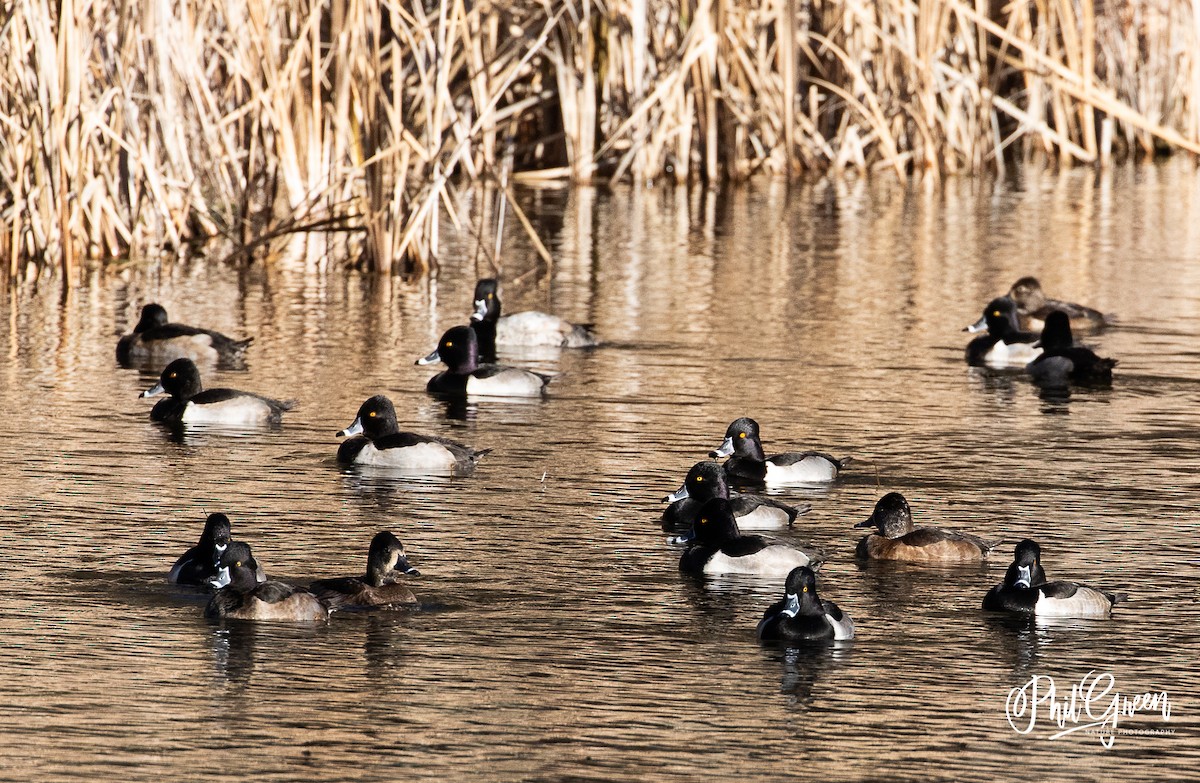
[1,162,1198,781]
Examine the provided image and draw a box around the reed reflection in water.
[1,162,1198,781]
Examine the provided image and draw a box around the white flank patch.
[703,545,814,576]
[764,457,838,484]
[181,397,274,425]
[354,442,459,472]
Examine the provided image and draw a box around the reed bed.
[1,0,1198,283]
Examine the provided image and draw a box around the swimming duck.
[308,531,420,611]
[416,325,551,397]
[756,566,855,642]
[678,498,824,577]
[1007,277,1109,333]
[966,278,1109,334]
[709,417,849,486]
[140,358,293,425]
[117,303,253,366]
[1025,311,1116,386]
[167,513,265,585]
[854,493,997,562]
[964,297,1042,368]
[983,539,1124,618]
[661,460,810,533]
[336,395,490,474]
[206,542,329,621]
[470,278,597,360]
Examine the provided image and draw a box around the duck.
[117,303,253,366]
[416,325,551,397]
[167,513,265,586]
[470,278,597,360]
[661,460,810,533]
[678,498,824,577]
[709,417,850,486]
[964,297,1042,368]
[308,531,420,611]
[140,358,293,425]
[1007,277,1109,333]
[756,566,855,642]
[1025,311,1116,386]
[854,492,997,562]
[205,542,329,621]
[983,539,1124,618]
[336,395,490,474]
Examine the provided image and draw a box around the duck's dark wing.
[720,534,770,558]
[248,581,308,604]
[728,493,807,525]
[900,527,989,549]
[1062,348,1116,382]
[309,577,367,610]
[377,431,484,460]
[820,599,846,622]
[193,388,294,414]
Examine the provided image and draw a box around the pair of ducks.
[965,279,1116,385]
[753,537,1123,645]
[170,514,420,621]
[416,278,598,397]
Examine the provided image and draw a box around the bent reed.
[2,0,1198,283]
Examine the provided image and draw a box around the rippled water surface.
[2,164,1199,781]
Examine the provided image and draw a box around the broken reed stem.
[1,0,1198,285]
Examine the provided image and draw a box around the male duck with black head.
[117,303,253,367]
[709,417,850,486]
[206,542,329,621]
[1026,311,1116,387]
[678,498,824,577]
[662,460,810,534]
[309,531,420,611]
[470,278,597,361]
[416,325,551,398]
[140,358,293,426]
[964,297,1042,368]
[336,395,490,474]
[757,566,855,642]
[168,513,266,586]
[855,493,997,562]
[983,539,1124,619]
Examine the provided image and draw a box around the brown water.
[1,163,1198,781]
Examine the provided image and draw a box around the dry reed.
[1,0,1197,284]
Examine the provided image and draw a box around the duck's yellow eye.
[739,432,746,439]
[802,586,809,592]
[235,561,242,567]
[487,293,493,300]
[368,411,377,418]
[991,310,1001,317]
[696,476,704,483]
[446,341,454,348]
[699,518,708,525]
[169,372,177,378]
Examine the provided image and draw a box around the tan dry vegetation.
[1,0,1198,284]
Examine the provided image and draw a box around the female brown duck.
[854,493,996,562]
[308,531,420,611]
